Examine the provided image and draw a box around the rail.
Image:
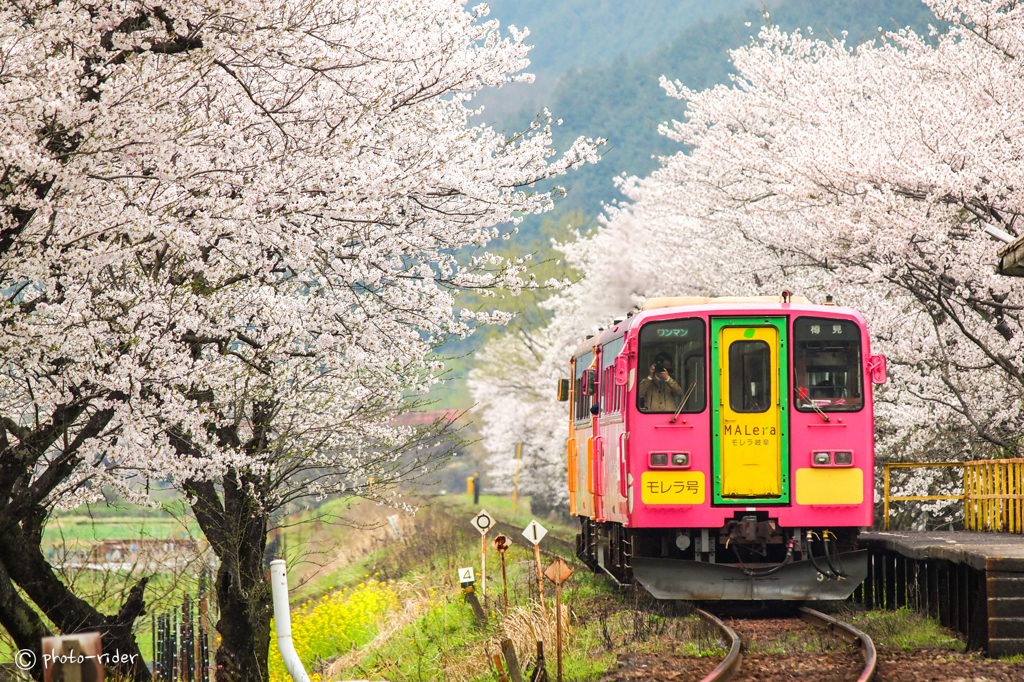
[695,608,874,681]
[798,607,876,682]
[695,608,741,682]
[882,459,1024,533]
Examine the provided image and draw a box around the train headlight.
[650,453,668,467]
[672,453,689,467]
[833,451,853,466]
[813,451,831,466]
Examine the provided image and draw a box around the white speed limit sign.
[471,509,494,535]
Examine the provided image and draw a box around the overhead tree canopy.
[0,1,600,679]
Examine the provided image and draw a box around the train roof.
[570,294,864,359]
[641,295,811,310]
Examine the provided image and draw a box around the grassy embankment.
[271,494,978,680]
[2,492,977,680]
[267,494,731,682]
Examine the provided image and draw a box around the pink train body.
[564,296,885,600]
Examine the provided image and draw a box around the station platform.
[857,531,1024,656]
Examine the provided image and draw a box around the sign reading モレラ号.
[640,471,705,505]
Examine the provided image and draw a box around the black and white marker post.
[471,509,494,598]
[457,566,486,625]
[522,519,548,613]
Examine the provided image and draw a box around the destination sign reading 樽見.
[640,471,705,505]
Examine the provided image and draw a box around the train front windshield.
[637,318,706,413]
[792,317,863,411]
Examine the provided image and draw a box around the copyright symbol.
[15,649,36,671]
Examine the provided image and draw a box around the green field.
[44,516,199,546]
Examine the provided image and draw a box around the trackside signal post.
[544,557,573,682]
[493,534,511,613]
[471,509,494,596]
[457,566,486,625]
[512,443,524,510]
[522,519,548,611]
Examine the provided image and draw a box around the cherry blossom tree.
[468,210,645,510]
[0,0,600,679]
[650,0,1024,461]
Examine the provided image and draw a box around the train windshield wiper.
[669,382,697,424]
[797,386,830,423]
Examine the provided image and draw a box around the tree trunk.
[0,558,51,681]
[0,515,152,682]
[212,548,272,682]
[188,473,272,682]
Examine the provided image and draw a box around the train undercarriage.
[576,514,867,600]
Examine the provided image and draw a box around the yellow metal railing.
[882,459,1024,533]
[963,458,1024,533]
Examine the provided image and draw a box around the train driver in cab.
[639,352,683,411]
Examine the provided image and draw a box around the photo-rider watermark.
[12,632,137,682]
[16,648,140,669]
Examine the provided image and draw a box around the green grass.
[45,517,198,545]
[440,494,574,529]
[341,591,483,681]
[329,565,621,682]
[314,495,622,681]
[2,490,985,682]
[289,553,382,604]
[44,497,200,548]
[842,607,964,651]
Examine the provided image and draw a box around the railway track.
[695,607,876,682]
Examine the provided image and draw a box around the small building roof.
[998,234,1024,277]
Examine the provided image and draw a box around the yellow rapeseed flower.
[268,580,398,682]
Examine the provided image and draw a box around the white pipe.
[269,559,311,682]
[984,223,1015,244]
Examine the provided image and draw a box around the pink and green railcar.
[561,295,887,600]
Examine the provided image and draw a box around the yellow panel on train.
[640,471,706,505]
[718,325,782,498]
[795,468,864,505]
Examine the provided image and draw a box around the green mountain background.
[490,0,940,222]
[435,0,940,409]
[472,0,753,124]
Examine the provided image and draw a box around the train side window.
[792,317,863,412]
[636,318,706,413]
[728,340,771,413]
[574,351,593,421]
[601,337,624,414]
